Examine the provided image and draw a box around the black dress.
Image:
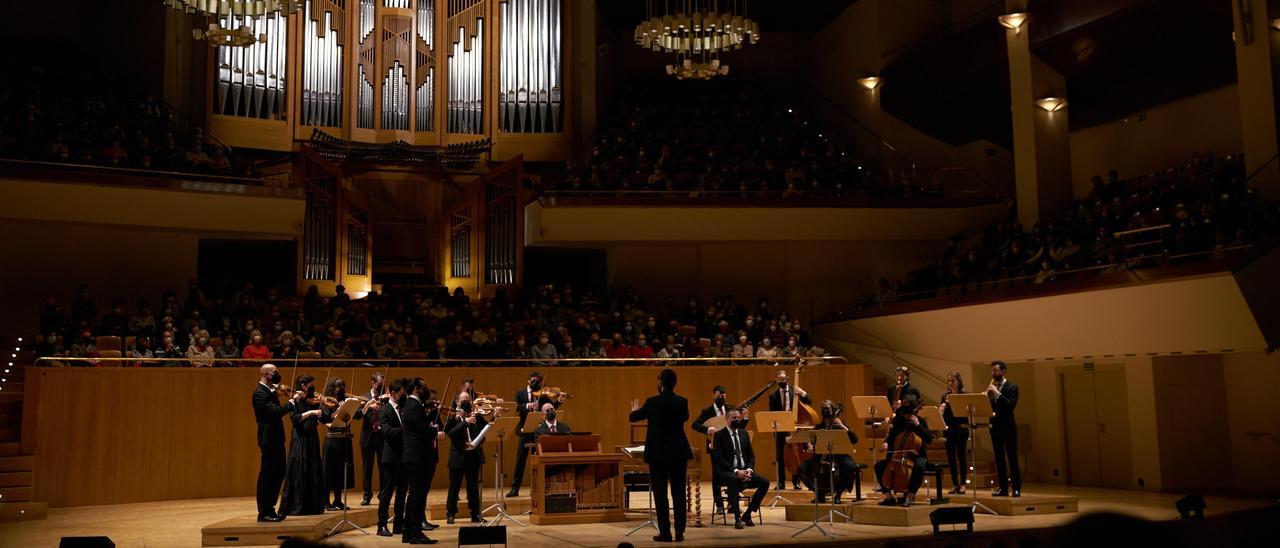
[280,399,331,515]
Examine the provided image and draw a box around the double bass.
[879,401,924,494]
[782,362,822,477]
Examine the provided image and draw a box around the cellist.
[873,392,933,507]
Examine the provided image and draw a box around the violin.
[531,386,573,400]
[272,383,292,398]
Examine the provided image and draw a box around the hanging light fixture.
[635,0,759,80]
[165,1,304,47]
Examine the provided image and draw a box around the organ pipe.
[214,12,287,119]
[500,0,560,133]
[302,0,344,127]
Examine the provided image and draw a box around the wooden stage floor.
[0,483,1274,548]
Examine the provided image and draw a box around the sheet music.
[328,398,363,429]
[469,423,493,448]
[622,445,645,457]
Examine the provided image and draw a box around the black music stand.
[754,411,797,509]
[948,393,996,515]
[482,416,524,527]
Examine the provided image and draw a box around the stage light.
[931,506,974,535]
[1175,494,1205,519]
[857,76,881,90]
[998,13,1028,34]
[1036,97,1067,112]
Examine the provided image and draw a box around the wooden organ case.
[529,434,627,525]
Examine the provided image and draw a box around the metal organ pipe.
[499,0,559,133]
[214,12,287,119]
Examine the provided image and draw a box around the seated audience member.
[242,331,273,362]
[186,330,215,367]
[324,332,355,360]
[731,335,754,360]
[630,335,656,360]
[216,332,241,366]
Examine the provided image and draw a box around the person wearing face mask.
[321,378,360,511]
[712,408,770,529]
[629,369,694,542]
[324,330,354,360]
[533,402,571,436]
[731,334,755,361]
[376,379,409,537]
[68,330,100,365]
[445,392,488,524]
[580,334,607,359]
[797,401,860,504]
[508,371,563,497]
[280,374,333,516]
[156,332,183,364]
[692,386,745,514]
[605,333,631,361]
[530,331,559,365]
[631,335,655,360]
[186,329,215,367]
[252,364,306,522]
[401,378,441,544]
[656,335,682,360]
[273,331,299,361]
[768,370,810,490]
[243,330,273,362]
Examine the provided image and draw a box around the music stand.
[754,411,796,509]
[916,405,949,504]
[792,430,856,538]
[623,446,660,537]
[946,393,996,515]
[850,396,892,493]
[481,416,523,527]
[326,398,369,537]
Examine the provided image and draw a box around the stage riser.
[852,502,971,527]
[0,501,46,522]
[201,508,379,547]
[427,497,531,520]
[785,503,854,523]
[976,494,1079,515]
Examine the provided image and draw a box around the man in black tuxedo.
[889,366,921,411]
[400,378,439,545]
[251,363,303,522]
[986,361,1021,497]
[446,392,489,524]
[376,379,408,537]
[628,368,693,543]
[767,370,810,490]
[359,371,386,506]
[691,385,735,513]
[712,408,770,529]
[508,371,563,497]
[532,402,571,436]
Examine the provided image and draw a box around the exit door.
[1060,365,1133,488]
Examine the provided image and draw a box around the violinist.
[401,378,440,545]
[508,371,564,497]
[449,376,476,409]
[445,392,489,524]
[376,379,408,538]
[359,372,387,506]
[798,400,859,504]
[322,377,360,511]
[252,363,305,522]
[873,393,932,507]
[767,370,810,490]
[889,366,921,411]
[280,375,332,516]
[940,371,968,495]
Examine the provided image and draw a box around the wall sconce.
[857,76,881,90]
[1036,97,1067,112]
[998,13,1029,34]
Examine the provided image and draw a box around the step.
[0,501,46,522]
[0,486,32,502]
[0,472,32,488]
[0,443,17,457]
[0,383,25,394]
[0,393,22,403]
[0,456,32,473]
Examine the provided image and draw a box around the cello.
[782,362,821,478]
[879,400,924,495]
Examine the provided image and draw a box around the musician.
[376,379,407,537]
[421,387,444,531]
[449,376,476,409]
[252,364,304,522]
[873,393,932,507]
[987,361,1021,497]
[358,372,386,506]
[629,368,694,543]
[940,371,969,495]
[445,392,489,524]
[533,402,571,436]
[400,378,440,545]
[797,400,859,504]
[712,408,770,529]
[692,386,734,513]
[508,371,564,497]
[767,370,810,490]
[280,375,332,516]
[321,377,357,511]
[889,366,921,411]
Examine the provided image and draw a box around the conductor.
[629,368,693,543]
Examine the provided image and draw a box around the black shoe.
[470,514,483,523]
[742,515,755,527]
[713,502,725,515]
[676,532,684,542]
[775,482,785,491]
[257,514,284,522]
[324,505,339,511]
[1012,489,1021,497]
[409,537,437,545]
[361,496,372,506]
[333,501,348,510]
[878,497,898,506]
[899,498,912,507]
[734,518,744,530]
[423,521,439,531]
[377,526,392,537]
[446,514,455,525]
[392,525,403,535]
[653,534,673,542]
[992,489,1010,497]
[506,487,520,498]
[792,481,802,490]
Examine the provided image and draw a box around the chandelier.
[164,1,304,47]
[634,0,760,80]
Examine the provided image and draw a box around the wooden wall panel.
[30,364,869,508]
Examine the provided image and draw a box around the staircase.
[0,343,46,522]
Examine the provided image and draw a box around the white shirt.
[728,427,745,471]
[544,420,559,433]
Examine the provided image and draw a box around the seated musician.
[712,408,771,529]
[872,393,932,507]
[798,400,859,504]
[532,402,571,436]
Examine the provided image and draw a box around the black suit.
[711,428,770,518]
[446,414,487,517]
[629,390,693,537]
[402,396,439,539]
[888,382,921,407]
[988,379,1021,491]
[377,400,408,530]
[252,383,296,517]
[873,415,933,495]
[358,389,384,501]
[692,403,733,508]
[767,385,811,484]
[533,420,571,436]
[510,387,561,491]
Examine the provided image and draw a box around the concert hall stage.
[0,483,1275,547]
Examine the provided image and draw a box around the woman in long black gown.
[280,374,331,516]
[322,377,357,510]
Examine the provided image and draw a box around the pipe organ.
[207,0,569,158]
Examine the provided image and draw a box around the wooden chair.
[98,350,123,366]
[96,336,122,351]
